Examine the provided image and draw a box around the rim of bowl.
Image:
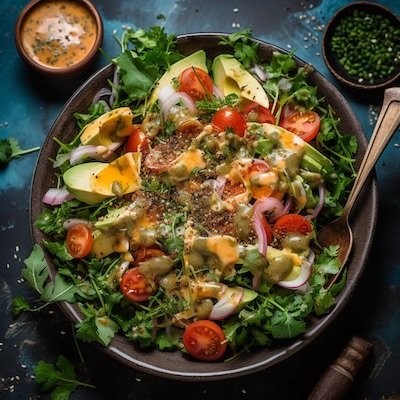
[322,1,400,90]
[14,0,104,76]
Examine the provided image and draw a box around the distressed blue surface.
[1,0,399,398]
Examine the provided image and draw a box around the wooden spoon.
[318,87,400,288]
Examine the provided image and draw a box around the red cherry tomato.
[183,320,227,361]
[241,101,276,124]
[125,127,149,153]
[248,160,269,176]
[66,224,93,259]
[120,267,156,302]
[178,67,213,101]
[280,111,320,142]
[133,248,166,267]
[273,214,312,241]
[212,107,247,137]
[261,217,274,244]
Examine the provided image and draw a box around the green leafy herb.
[196,93,240,116]
[74,101,108,130]
[11,296,32,318]
[218,29,259,68]
[0,137,39,167]
[76,314,119,346]
[22,244,92,303]
[34,355,95,399]
[112,26,182,107]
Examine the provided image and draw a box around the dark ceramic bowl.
[322,1,400,91]
[30,33,378,381]
[15,0,103,80]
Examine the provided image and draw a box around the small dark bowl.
[15,0,103,82]
[322,1,400,91]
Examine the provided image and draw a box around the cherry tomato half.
[273,214,312,240]
[280,111,320,142]
[241,101,276,124]
[133,248,166,267]
[183,320,227,361]
[120,267,156,302]
[178,67,213,101]
[248,160,274,199]
[125,127,149,153]
[212,107,247,137]
[66,224,93,259]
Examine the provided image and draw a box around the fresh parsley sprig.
[0,137,39,167]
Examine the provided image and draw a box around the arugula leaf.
[22,244,49,295]
[0,137,39,167]
[34,355,95,399]
[43,240,73,262]
[218,29,259,68]
[22,245,92,304]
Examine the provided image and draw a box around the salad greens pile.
[14,27,357,359]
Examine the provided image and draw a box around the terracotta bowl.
[30,33,378,381]
[15,0,103,80]
[322,1,400,91]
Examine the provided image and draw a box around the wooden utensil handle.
[307,336,373,400]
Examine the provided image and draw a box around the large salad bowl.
[30,33,377,380]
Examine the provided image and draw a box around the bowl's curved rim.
[29,32,378,381]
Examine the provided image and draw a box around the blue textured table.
[1,0,399,398]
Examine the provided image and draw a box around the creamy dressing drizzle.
[21,0,97,68]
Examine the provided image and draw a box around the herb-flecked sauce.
[21,0,97,68]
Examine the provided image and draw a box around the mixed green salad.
[17,28,358,362]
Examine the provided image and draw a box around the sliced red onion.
[307,248,315,265]
[252,197,285,256]
[212,84,224,99]
[249,64,267,82]
[69,145,99,165]
[276,259,312,289]
[43,187,73,206]
[253,197,285,224]
[253,213,268,256]
[158,85,196,119]
[215,176,227,197]
[92,88,113,105]
[109,67,119,107]
[310,183,325,219]
[252,271,262,290]
[209,287,244,320]
[63,218,92,230]
[282,195,293,216]
[108,142,123,152]
[69,144,120,165]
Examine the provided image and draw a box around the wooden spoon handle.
[307,336,373,400]
[343,87,400,218]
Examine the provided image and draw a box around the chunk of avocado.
[95,200,146,231]
[90,152,141,197]
[80,107,133,146]
[148,50,208,105]
[212,54,269,108]
[63,162,109,204]
[91,229,116,259]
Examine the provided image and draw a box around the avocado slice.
[63,162,109,204]
[95,201,146,231]
[80,107,133,146]
[91,229,116,259]
[212,54,269,108]
[148,50,208,105]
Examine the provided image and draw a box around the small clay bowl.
[15,0,103,81]
[322,2,400,91]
